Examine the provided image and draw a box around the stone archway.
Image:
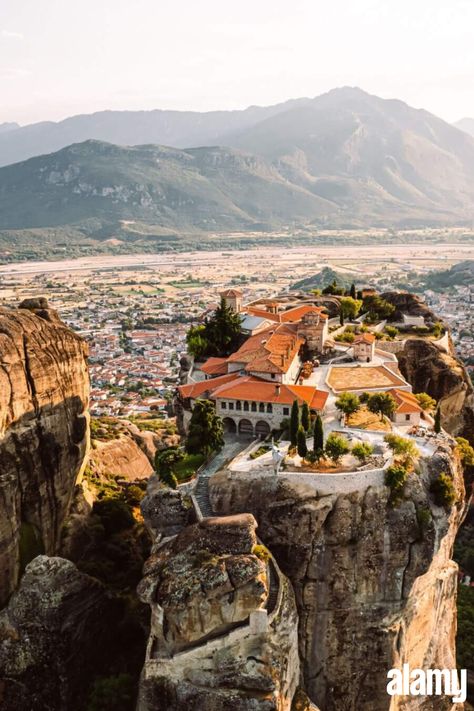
[222,417,237,434]
[255,420,271,438]
[238,419,254,436]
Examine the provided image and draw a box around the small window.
[271,373,276,379]
[259,403,265,412]
[251,402,257,412]
[243,401,249,411]
[405,414,410,421]
[236,401,242,411]
[229,402,234,410]
[283,407,289,416]
[221,401,227,409]
[266,403,273,413]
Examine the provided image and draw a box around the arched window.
[251,402,257,412]
[259,402,265,412]
[243,401,249,411]
[236,400,242,411]
[266,403,273,413]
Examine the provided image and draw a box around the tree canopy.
[186,399,224,456]
[335,392,360,418]
[366,392,396,421]
[325,432,350,463]
[186,297,242,359]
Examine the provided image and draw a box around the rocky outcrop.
[397,337,474,442]
[381,292,441,324]
[0,305,89,604]
[209,441,465,711]
[90,434,154,479]
[0,556,119,711]
[140,474,195,540]
[138,514,300,710]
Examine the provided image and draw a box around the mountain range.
[455,117,474,138]
[1,88,474,247]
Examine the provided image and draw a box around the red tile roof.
[280,304,328,322]
[388,388,423,414]
[221,288,243,297]
[354,333,376,344]
[209,375,328,410]
[227,323,303,374]
[177,372,240,400]
[200,357,229,376]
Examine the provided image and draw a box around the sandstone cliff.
[138,513,300,710]
[397,338,474,443]
[209,441,465,711]
[0,556,119,711]
[0,305,89,604]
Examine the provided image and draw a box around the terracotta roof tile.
[208,375,328,410]
[177,372,240,400]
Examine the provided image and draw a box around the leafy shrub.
[456,437,474,467]
[325,432,350,463]
[352,442,374,463]
[430,472,456,507]
[384,325,399,339]
[385,464,408,495]
[252,544,271,563]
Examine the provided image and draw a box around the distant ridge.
[1,88,474,243]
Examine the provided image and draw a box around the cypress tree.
[301,402,310,432]
[290,400,299,447]
[313,414,324,454]
[350,283,356,299]
[339,310,344,326]
[434,407,441,434]
[297,426,308,459]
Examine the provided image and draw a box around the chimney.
[275,384,281,396]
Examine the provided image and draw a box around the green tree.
[290,400,300,447]
[154,446,183,489]
[362,294,396,321]
[434,407,441,433]
[325,432,350,464]
[335,392,360,421]
[350,283,356,299]
[297,426,308,459]
[340,297,363,321]
[366,392,396,421]
[414,392,436,412]
[185,297,242,359]
[313,414,324,455]
[456,437,474,466]
[186,324,208,359]
[430,472,456,507]
[301,402,311,432]
[384,433,419,466]
[352,442,374,463]
[203,297,242,356]
[186,400,224,456]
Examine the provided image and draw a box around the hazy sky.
[1,0,473,125]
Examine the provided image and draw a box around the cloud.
[1,30,24,40]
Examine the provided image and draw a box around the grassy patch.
[173,453,206,481]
